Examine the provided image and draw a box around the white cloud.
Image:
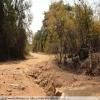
[30,0,51,33]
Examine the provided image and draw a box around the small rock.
[7,89,12,92]
[16,67,20,70]
[45,82,56,96]
[10,84,25,90]
[38,66,43,69]
[3,81,5,84]
[19,86,25,90]
[55,91,62,96]
[1,93,4,96]
[8,92,12,96]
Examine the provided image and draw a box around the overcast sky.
[30,0,99,33]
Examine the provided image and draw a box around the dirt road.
[0,53,100,96]
[0,53,50,96]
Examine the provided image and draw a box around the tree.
[32,0,100,66]
[32,27,48,52]
[75,1,93,60]
[0,0,32,60]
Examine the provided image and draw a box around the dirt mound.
[25,53,100,96]
[27,60,65,96]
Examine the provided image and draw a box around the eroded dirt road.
[0,53,100,96]
[0,53,50,96]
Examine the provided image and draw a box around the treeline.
[32,0,100,64]
[0,0,31,60]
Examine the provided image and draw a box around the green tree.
[0,0,32,60]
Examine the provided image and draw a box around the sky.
[30,0,99,33]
